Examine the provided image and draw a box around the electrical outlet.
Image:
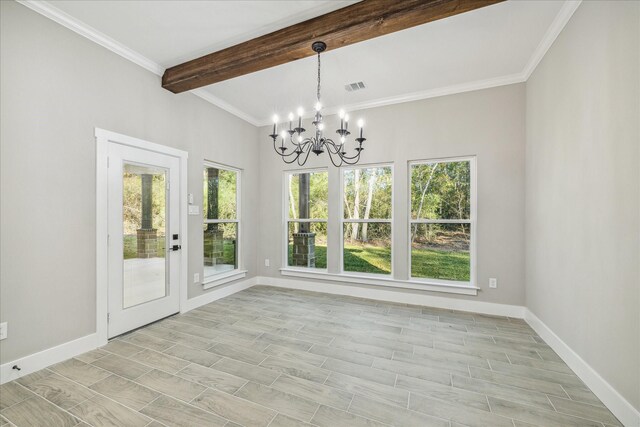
[264,259,270,267]
[194,273,200,283]
[489,278,497,288]
[0,322,7,340]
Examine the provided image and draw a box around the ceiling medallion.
[269,41,366,166]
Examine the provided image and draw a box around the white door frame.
[96,128,188,346]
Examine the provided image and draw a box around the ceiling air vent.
[345,81,366,92]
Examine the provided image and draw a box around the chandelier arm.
[273,137,301,159]
[297,145,313,166]
[325,149,344,167]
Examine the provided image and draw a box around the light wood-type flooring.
[0,286,622,427]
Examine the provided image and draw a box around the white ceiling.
[24,0,579,125]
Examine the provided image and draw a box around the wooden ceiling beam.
[162,0,504,93]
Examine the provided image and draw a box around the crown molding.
[191,89,261,126]
[17,0,580,129]
[255,72,527,126]
[522,0,582,80]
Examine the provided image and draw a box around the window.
[203,163,240,279]
[285,170,328,269]
[410,158,474,284]
[342,165,393,275]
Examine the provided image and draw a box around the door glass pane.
[203,222,238,277]
[123,163,167,308]
[411,223,471,281]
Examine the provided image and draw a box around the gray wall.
[0,1,259,363]
[525,1,639,411]
[257,83,526,306]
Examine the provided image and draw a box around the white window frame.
[202,161,244,287]
[408,156,477,288]
[340,163,394,277]
[282,168,329,272]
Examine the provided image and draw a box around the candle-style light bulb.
[288,112,294,130]
[339,109,345,119]
[357,119,364,139]
[344,114,349,132]
[296,107,303,131]
[315,101,322,112]
[272,114,278,135]
[281,130,287,139]
[339,109,345,131]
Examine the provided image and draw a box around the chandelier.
[269,41,366,166]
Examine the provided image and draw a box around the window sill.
[203,270,247,289]
[279,268,478,296]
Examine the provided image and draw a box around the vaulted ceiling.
[22,1,579,125]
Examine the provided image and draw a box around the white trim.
[182,277,256,313]
[0,276,255,385]
[203,161,243,282]
[95,128,188,345]
[256,73,527,126]
[0,334,98,385]
[524,309,640,427]
[191,89,261,126]
[203,270,248,289]
[16,1,163,76]
[408,156,476,288]
[258,276,521,317]
[279,268,478,296]
[521,1,582,80]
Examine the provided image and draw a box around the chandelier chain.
[316,51,321,103]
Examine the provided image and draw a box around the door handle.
[169,245,181,252]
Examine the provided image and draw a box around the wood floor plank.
[271,374,353,410]
[176,363,247,394]
[136,369,206,402]
[349,394,450,427]
[89,374,159,410]
[70,394,150,426]
[0,382,35,410]
[2,396,79,427]
[234,382,319,422]
[51,358,111,387]
[140,395,228,427]
[25,372,96,410]
[311,404,387,427]
[192,388,276,427]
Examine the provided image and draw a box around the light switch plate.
[194,273,200,283]
[264,259,270,267]
[0,322,7,340]
[489,278,497,288]
[188,205,200,215]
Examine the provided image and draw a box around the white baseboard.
[256,276,525,318]
[0,276,255,385]
[181,276,256,313]
[524,309,640,427]
[0,333,99,385]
